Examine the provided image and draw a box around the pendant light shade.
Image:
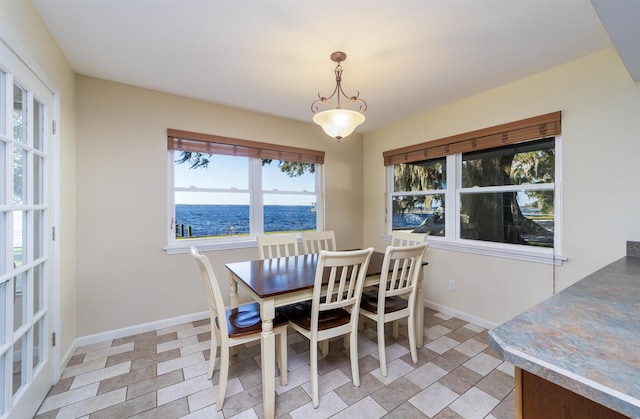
[311,51,367,141]
[312,109,366,140]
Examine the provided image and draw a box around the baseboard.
[74,311,210,348]
[424,299,499,330]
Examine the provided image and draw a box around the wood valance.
[383,111,561,166]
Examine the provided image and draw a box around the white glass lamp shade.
[312,109,365,140]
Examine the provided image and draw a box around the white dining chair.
[359,243,427,376]
[301,230,337,254]
[190,247,289,411]
[283,248,374,408]
[391,230,428,246]
[256,233,300,259]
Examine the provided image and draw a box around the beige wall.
[1,1,77,363]
[75,76,364,336]
[363,48,640,325]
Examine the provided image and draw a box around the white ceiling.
[31,0,639,134]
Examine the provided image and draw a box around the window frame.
[165,131,325,254]
[385,115,565,266]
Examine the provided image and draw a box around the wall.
[363,48,640,325]
[75,76,364,336]
[1,0,77,366]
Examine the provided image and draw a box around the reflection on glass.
[0,353,4,414]
[13,83,26,143]
[394,158,446,192]
[460,191,554,247]
[34,99,44,151]
[0,281,5,345]
[0,70,6,135]
[34,210,43,260]
[34,264,43,314]
[0,212,5,273]
[14,272,27,332]
[392,195,445,236]
[34,155,44,205]
[33,319,42,371]
[0,141,5,204]
[12,334,26,396]
[462,138,555,188]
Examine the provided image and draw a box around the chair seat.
[219,302,287,338]
[282,302,351,331]
[360,290,408,314]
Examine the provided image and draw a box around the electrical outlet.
[448,280,456,292]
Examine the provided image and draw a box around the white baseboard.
[74,311,210,348]
[424,299,499,330]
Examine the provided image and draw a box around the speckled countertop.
[489,255,640,418]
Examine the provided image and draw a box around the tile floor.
[35,308,515,418]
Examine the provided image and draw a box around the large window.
[166,130,324,252]
[385,112,562,263]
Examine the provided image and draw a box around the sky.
[173,153,316,205]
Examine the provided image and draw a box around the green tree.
[175,152,314,176]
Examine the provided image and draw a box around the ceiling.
[31,0,640,134]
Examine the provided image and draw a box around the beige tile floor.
[35,308,515,418]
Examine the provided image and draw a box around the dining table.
[225,250,428,419]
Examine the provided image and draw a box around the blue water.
[175,204,317,237]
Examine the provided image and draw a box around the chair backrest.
[301,230,337,254]
[391,230,428,246]
[310,248,374,330]
[256,234,300,259]
[378,243,428,303]
[190,247,229,338]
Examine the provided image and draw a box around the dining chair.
[301,230,337,254]
[391,230,428,246]
[256,233,300,259]
[190,247,289,411]
[283,247,374,408]
[359,243,428,376]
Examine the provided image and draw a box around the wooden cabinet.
[515,368,630,419]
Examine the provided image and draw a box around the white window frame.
[387,136,564,265]
[165,151,324,254]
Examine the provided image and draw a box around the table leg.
[260,299,276,419]
[416,272,425,348]
[229,273,240,356]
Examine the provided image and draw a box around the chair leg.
[320,340,329,357]
[349,330,360,387]
[377,320,388,377]
[407,314,418,364]
[208,329,218,380]
[310,339,319,408]
[277,328,288,386]
[216,345,230,411]
[392,319,399,339]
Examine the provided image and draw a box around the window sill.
[384,235,566,266]
[164,238,257,254]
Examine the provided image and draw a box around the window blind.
[383,111,561,166]
[168,129,325,164]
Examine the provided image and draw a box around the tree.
[175,152,314,177]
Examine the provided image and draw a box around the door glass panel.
[0,353,4,414]
[13,147,27,204]
[0,212,5,273]
[13,83,27,144]
[12,334,26,396]
[0,280,5,343]
[33,99,44,151]
[34,210,43,260]
[14,272,27,332]
[0,70,5,135]
[33,319,42,371]
[13,210,26,267]
[34,155,44,205]
[34,264,43,314]
[0,141,5,204]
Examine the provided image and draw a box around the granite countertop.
[489,256,640,418]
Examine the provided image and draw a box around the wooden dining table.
[225,251,427,419]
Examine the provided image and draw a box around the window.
[384,112,563,264]
[166,129,324,252]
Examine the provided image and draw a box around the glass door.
[0,44,55,419]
